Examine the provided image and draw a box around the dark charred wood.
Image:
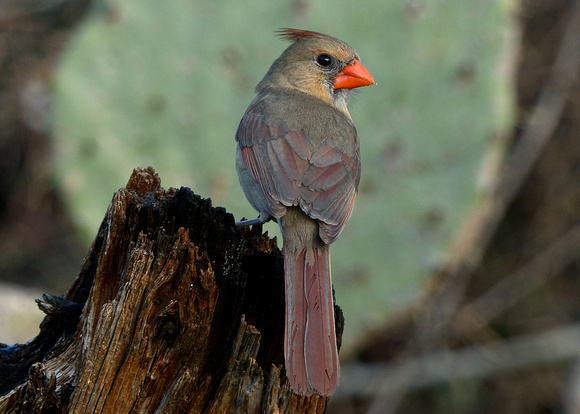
[0,167,342,413]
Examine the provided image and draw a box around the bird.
[235,28,375,396]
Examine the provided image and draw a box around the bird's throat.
[332,89,352,120]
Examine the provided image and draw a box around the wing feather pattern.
[235,94,360,243]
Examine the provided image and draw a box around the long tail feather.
[283,240,339,396]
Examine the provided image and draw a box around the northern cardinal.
[235,29,375,396]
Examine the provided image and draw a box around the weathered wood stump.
[0,167,343,413]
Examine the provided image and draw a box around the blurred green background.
[52,0,514,353]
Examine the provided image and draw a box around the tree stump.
[0,167,342,413]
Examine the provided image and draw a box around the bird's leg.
[235,216,268,227]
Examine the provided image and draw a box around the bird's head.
[256,29,375,114]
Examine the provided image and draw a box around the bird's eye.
[316,54,333,67]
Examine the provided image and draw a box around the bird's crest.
[277,28,327,42]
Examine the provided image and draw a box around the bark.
[0,167,342,413]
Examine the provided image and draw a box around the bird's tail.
[283,236,339,396]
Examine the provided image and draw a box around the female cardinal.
[235,29,375,396]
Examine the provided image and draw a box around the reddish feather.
[284,233,338,396]
[284,243,308,393]
[319,193,357,244]
[304,243,337,393]
[310,144,343,167]
[276,28,328,42]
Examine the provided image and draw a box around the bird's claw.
[235,217,266,227]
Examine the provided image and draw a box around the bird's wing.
[300,140,360,243]
[236,98,360,244]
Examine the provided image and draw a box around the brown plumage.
[235,29,375,396]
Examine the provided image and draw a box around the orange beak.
[334,59,376,89]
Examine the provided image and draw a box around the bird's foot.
[235,216,267,227]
